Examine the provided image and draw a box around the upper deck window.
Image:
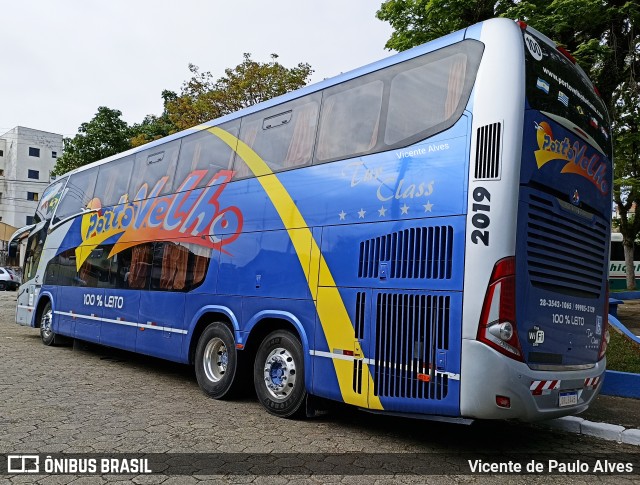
[53,168,98,223]
[175,120,240,188]
[316,81,383,162]
[385,53,469,145]
[314,40,483,164]
[129,139,181,198]
[235,93,321,177]
[94,156,134,208]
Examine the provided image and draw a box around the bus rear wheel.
[195,322,239,399]
[254,330,306,418]
[40,301,56,346]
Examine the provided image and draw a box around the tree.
[166,53,313,131]
[612,83,640,289]
[376,0,496,51]
[52,107,132,176]
[130,90,179,147]
[377,0,640,287]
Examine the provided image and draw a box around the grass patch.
[606,327,640,373]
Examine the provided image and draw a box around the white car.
[0,267,21,290]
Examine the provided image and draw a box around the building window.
[52,151,57,158]
[26,215,34,225]
[0,169,4,176]
[28,169,40,180]
[27,191,39,201]
[29,147,40,157]
[0,150,3,156]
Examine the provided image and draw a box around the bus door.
[10,221,47,326]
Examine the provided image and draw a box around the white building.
[0,126,62,228]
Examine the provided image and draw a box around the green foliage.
[52,107,132,176]
[376,0,496,51]
[166,53,313,131]
[130,90,179,148]
[607,326,640,373]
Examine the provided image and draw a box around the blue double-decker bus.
[12,18,612,421]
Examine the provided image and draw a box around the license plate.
[559,391,578,407]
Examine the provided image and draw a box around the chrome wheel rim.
[263,347,297,400]
[41,308,53,340]
[203,337,228,383]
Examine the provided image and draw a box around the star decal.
[358,209,366,219]
[400,204,410,215]
[423,201,433,212]
[339,210,346,220]
[378,206,387,217]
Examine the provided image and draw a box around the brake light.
[517,20,528,30]
[557,46,576,64]
[477,257,524,361]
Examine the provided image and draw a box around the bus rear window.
[523,30,611,158]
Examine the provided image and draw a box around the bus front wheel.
[40,301,56,346]
[195,322,239,399]
[254,330,306,418]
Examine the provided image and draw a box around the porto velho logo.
[534,121,609,195]
[76,169,243,269]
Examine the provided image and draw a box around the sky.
[0,1,394,138]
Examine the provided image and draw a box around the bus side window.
[175,120,240,189]
[149,241,210,291]
[235,94,321,175]
[76,246,117,288]
[315,80,384,163]
[44,248,77,286]
[385,53,467,145]
[384,42,482,147]
[127,243,153,289]
[53,169,98,223]
[94,157,134,208]
[129,140,181,199]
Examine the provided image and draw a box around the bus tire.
[195,322,238,399]
[254,330,306,418]
[40,301,56,346]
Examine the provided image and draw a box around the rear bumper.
[460,339,605,421]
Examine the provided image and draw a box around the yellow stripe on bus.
[209,126,382,410]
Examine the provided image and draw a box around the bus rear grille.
[474,122,501,179]
[359,226,453,279]
[373,293,449,399]
[526,194,607,298]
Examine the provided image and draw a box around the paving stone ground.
[0,291,638,483]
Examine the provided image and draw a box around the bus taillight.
[477,257,524,361]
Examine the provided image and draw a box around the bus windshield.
[523,29,611,159]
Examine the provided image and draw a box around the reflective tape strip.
[530,380,561,392]
[584,376,601,388]
[309,350,461,380]
[53,311,187,335]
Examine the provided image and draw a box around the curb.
[600,370,640,399]
[542,416,640,446]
